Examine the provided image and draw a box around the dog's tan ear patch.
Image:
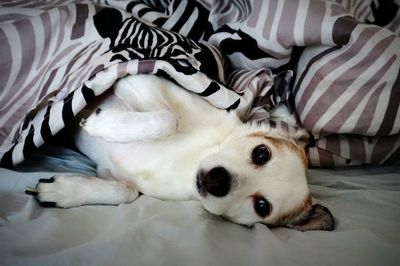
[286,204,334,231]
[293,128,315,148]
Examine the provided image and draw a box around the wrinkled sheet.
[0,146,399,266]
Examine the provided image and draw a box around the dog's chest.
[108,131,217,200]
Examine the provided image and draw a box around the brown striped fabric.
[0,0,399,168]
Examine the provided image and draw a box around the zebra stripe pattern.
[0,2,245,167]
[0,0,399,167]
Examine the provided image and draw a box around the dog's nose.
[202,166,231,197]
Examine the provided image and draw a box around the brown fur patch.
[274,194,312,226]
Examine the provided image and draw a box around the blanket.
[0,0,399,167]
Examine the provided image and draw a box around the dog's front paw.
[25,175,84,208]
[26,175,140,207]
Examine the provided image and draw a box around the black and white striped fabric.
[0,0,399,168]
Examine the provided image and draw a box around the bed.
[1,0,399,265]
[0,145,399,265]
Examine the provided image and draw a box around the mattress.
[0,145,399,266]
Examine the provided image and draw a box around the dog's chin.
[199,201,226,217]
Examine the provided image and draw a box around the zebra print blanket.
[0,0,399,168]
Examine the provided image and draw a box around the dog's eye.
[253,197,272,218]
[251,144,271,166]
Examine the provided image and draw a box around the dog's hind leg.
[80,108,177,143]
[25,175,139,208]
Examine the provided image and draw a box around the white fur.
[31,74,322,228]
[83,109,177,142]
[35,175,138,207]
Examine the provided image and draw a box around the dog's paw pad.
[38,177,55,183]
[38,201,57,208]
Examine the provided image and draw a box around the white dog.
[26,74,333,231]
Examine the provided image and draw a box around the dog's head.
[195,123,334,231]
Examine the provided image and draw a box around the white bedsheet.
[0,147,399,266]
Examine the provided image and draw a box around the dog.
[26,74,334,231]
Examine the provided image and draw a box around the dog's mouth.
[196,171,207,197]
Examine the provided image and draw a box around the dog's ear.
[269,105,315,148]
[286,204,334,231]
[293,128,315,149]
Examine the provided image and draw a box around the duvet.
[0,0,399,168]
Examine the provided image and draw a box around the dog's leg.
[25,175,139,208]
[80,108,177,143]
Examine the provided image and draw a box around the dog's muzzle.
[196,166,231,197]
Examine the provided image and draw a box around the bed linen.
[1,1,399,265]
[0,0,399,168]
[0,145,400,266]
